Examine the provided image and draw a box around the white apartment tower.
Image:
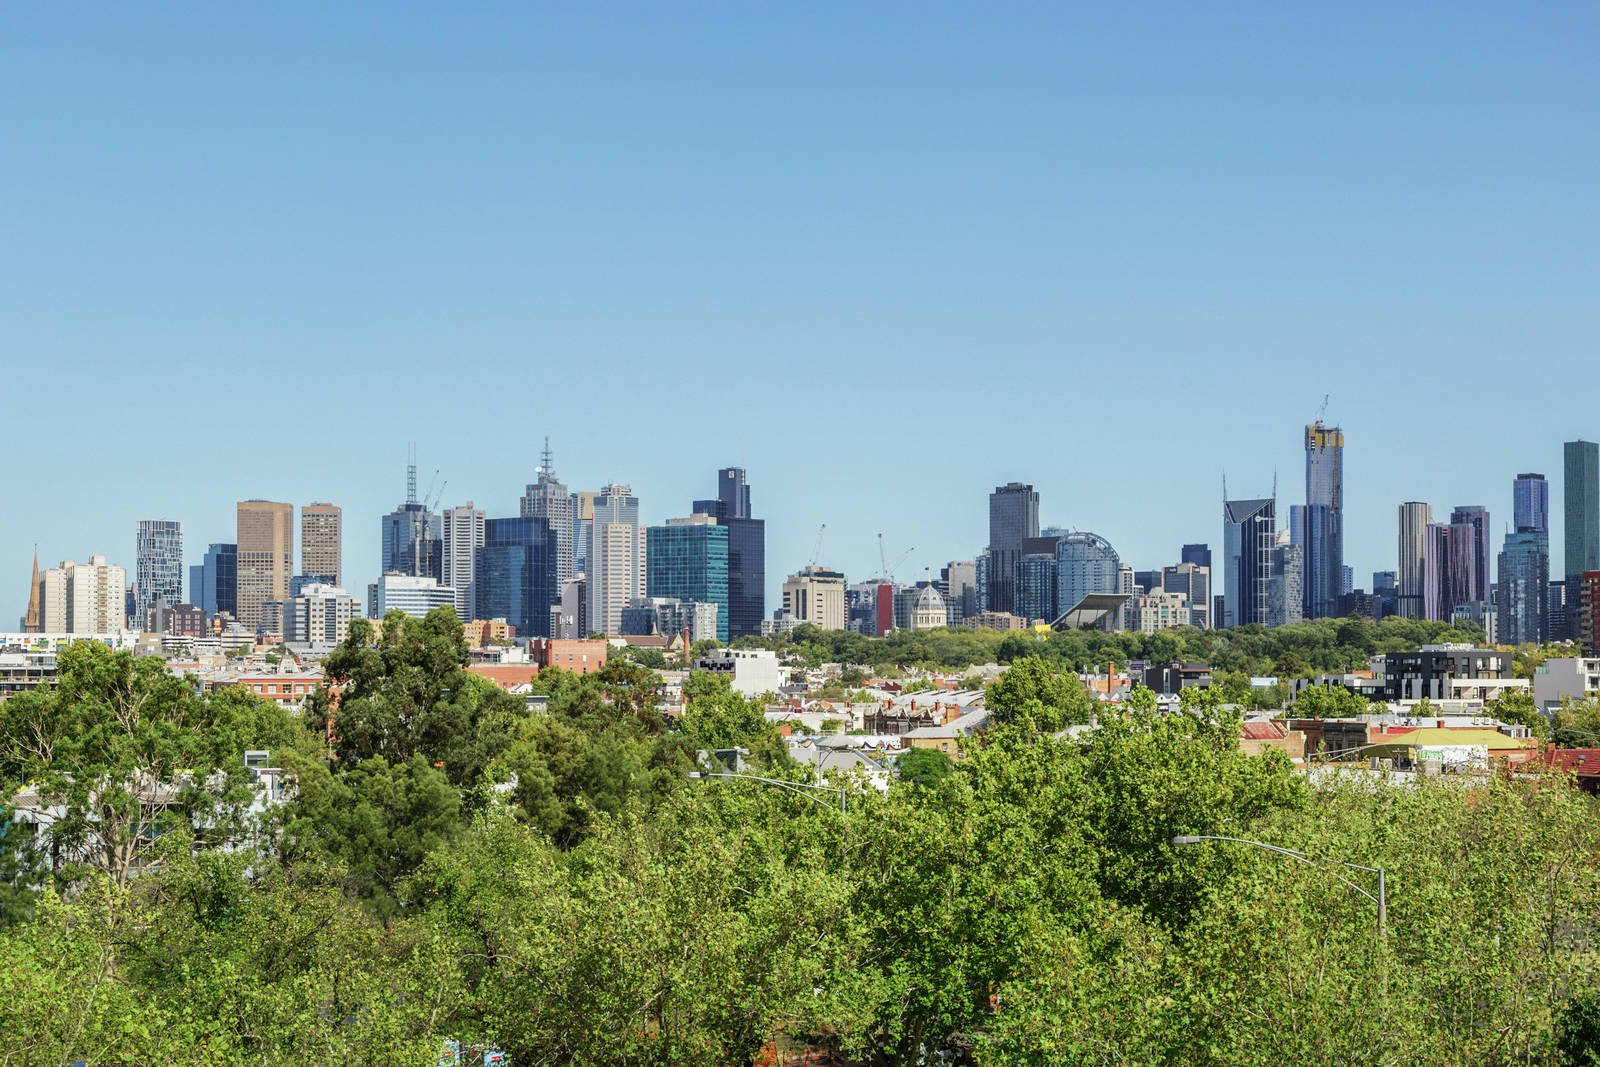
[39,555,128,634]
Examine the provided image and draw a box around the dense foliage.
[3,610,1599,1065]
[736,615,1486,677]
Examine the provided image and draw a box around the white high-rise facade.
[441,502,486,620]
[39,555,128,634]
[376,574,457,620]
[589,523,647,636]
[282,583,361,646]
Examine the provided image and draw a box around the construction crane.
[1314,393,1330,425]
[878,532,914,586]
[809,524,827,568]
[426,480,448,513]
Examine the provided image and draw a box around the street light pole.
[687,771,847,814]
[1172,834,1387,934]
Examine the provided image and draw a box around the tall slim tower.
[441,502,486,620]
[1303,421,1344,619]
[691,467,766,638]
[588,483,645,636]
[236,500,294,632]
[134,520,184,627]
[986,482,1040,615]
[1565,442,1599,639]
[1397,501,1432,620]
[1222,496,1276,627]
[521,438,574,587]
[300,503,343,585]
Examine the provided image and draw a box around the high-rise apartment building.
[1302,421,1344,619]
[300,503,342,586]
[134,519,183,627]
[782,565,847,631]
[1564,442,1600,640]
[441,502,486,621]
[236,500,294,632]
[1448,506,1492,609]
[1397,501,1433,620]
[281,583,361,646]
[1498,531,1548,646]
[646,514,731,643]
[1223,497,1276,628]
[985,482,1039,615]
[521,440,574,587]
[1266,529,1304,628]
[1515,473,1550,546]
[39,555,127,634]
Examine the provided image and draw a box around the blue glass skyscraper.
[646,517,730,642]
[692,467,764,639]
[475,516,556,638]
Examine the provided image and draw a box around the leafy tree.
[0,642,301,886]
[984,655,1094,732]
[311,608,528,788]
[1488,687,1549,740]
[1290,682,1371,719]
[896,747,955,789]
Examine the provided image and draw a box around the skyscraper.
[1222,497,1275,628]
[1565,441,1600,640]
[1448,505,1492,609]
[236,500,293,632]
[134,519,183,627]
[441,502,486,620]
[1266,529,1303,628]
[1015,536,1060,624]
[646,514,730,643]
[39,555,127,634]
[521,439,574,587]
[476,516,556,638]
[190,543,237,619]
[1181,544,1212,571]
[300,503,342,586]
[1054,531,1120,620]
[1515,473,1550,546]
[1397,501,1432,620]
[1302,421,1344,620]
[691,467,766,638]
[1498,531,1548,645]
[589,483,645,636]
[986,482,1040,615]
[1510,473,1550,640]
[381,462,443,581]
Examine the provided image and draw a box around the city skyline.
[12,426,1600,622]
[5,7,1598,621]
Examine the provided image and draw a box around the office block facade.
[476,516,556,638]
[300,503,342,586]
[442,502,486,621]
[1565,442,1600,640]
[782,565,847,631]
[646,515,731,643]
[985,482,1039,615]
[1397,501,1432,620]
[1223,497,1275,628]
[236,500,294,632]
[1054,531,1120,618]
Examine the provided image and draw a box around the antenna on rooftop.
[406,443,418,504]
[540,436,554,477]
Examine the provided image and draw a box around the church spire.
[22,547,41,633]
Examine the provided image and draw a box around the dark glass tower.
[475,516,556,638]
[692,467,764,639]
[1565,441,1599,639]
[1223,497,1276,628]
[986,482,1040,615]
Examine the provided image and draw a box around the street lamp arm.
[1172,834,1383,911]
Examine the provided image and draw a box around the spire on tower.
[540,436,555,478]
[22,546,41,633]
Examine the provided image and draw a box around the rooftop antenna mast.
[540,436,554,478]
[406,442,418,504]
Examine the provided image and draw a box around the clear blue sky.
[5,4,1598,614]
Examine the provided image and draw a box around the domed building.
[909,583,947,630]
